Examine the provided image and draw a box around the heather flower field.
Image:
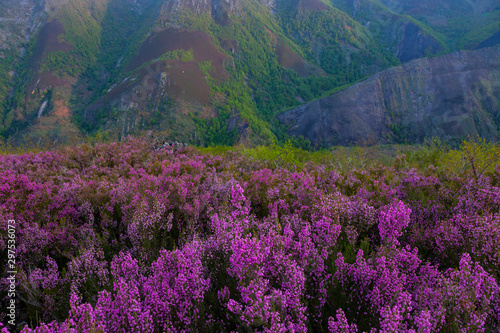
[1,139,499,332]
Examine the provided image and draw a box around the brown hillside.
[32,19,72,66]
[27,19,73,96]
[126,29,229,81]
[276,41,325,77]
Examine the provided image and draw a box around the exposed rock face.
[159,0,242,25]
[259,0,276,12]
[0,0,46,117]
[160,0,211,17]
[0,0,45,51]
[212,0,243,25]
[277,46,500,146]
[44,0,71,12]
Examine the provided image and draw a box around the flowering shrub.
[0,139,499,332]
[378,200,412,246]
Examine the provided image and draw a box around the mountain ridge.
[0,0,499,147]
[277,45,500,147]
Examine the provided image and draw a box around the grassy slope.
[462,10,500,49]
[369,0,500,50]
[328,0,449,55]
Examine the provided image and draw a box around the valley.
[0,0,499,147]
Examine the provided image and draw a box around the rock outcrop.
[153,140,189,151]
[0,0,47,134]
[277,46,500,146]
[159,0,243,25]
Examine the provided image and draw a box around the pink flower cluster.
[0,139,499,332]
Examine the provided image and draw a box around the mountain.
[328,0,448,62]
[375,0,500,50]
[0,0,45,122]
[0,0,499,147]
[277,45,500,147]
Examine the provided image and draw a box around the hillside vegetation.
[0,0,498,147]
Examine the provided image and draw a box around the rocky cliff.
[0,0,46,105]
[158,0,248,26]
[277,46,500,146]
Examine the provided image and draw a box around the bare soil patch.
[32,19,72,65]
[277,42,309,77]
[53,99,71,119]
[28,72,70,94]
[104,60,210,106]
[127,29,229,81]
[26,19,73,95]
[159,61,210,105]
[277,41,325,77]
